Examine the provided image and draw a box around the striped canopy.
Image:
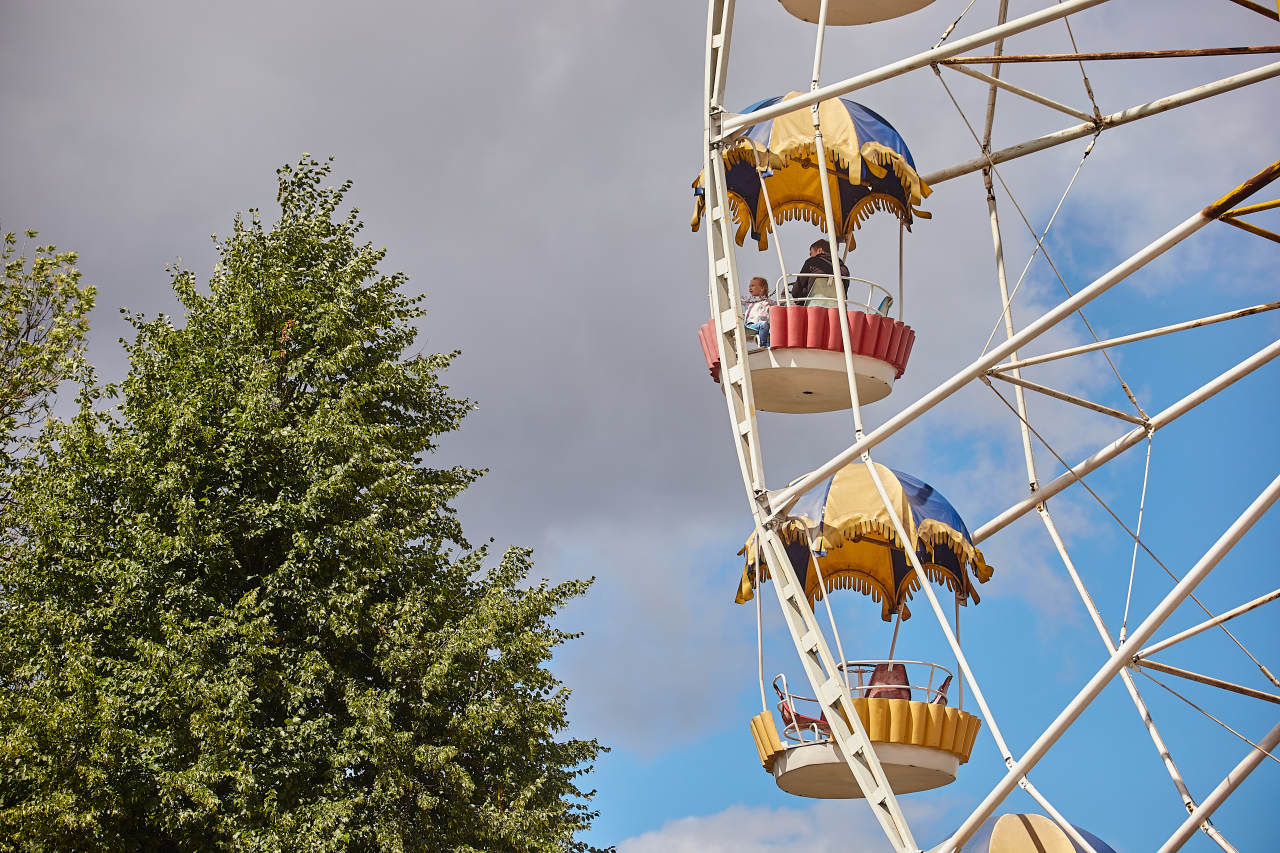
[692,92,931,250]
[737,463,992,621]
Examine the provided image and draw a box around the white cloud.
[617,798,951,853]
[545,515,759,754]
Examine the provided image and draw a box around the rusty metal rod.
[719,0,1111,137]
[1225,198,1280,217]
[1220,216,1280,244]
[942,45,1280,64]
[924,64,1280,185]
[991,301,1280,373]
[1133,659,1280,705]
[984,372,1147,425]
[1204,161,1280,219]
[1222,0,1280,22]
[947,62,1095,122]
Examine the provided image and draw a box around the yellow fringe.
[859,141,933,205]
[745,516,994,617]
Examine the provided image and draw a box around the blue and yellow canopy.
[737,463,992,621]
[692,93,931,250]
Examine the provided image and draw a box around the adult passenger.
[791,239,850,305]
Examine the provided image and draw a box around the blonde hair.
[748,276,769,294]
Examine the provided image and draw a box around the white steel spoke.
[992,301,1280,372]
[981,376,1279,682]
[770,196,1229,519]
[984,371,1148,425]
[1119,434,1154,642]
[979,0,1011,148]
[975,338,1280,542]
[976,149,1099,853]
[1158,721,1280,853]
[1139,670,1280,767]
[978,136,1098,359]
[937,474,1280,853]
[1036,509,1236,851]
[1132,659,1280,705]
[934,67,1143,415]
[1139,589,1280,659]
[703,2,919,848]
[719,0,1113,137]
[923,62,1280,184]
[946,62,1096,123]
[698,6,1277,850]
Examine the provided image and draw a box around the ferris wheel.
[692,1,1280,851]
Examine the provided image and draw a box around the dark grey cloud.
[4,0,1277,761]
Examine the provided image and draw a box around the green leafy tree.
[0,230,95,504]
[0,158,603,852]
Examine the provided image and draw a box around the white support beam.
[923,61,1280,185]
[1157,720,1280,853]
[947,62,1096,123]
[974,338,1280,544]
[1036,509,1236,850]
[768,204,1218,519]
[1139,588,1280,659]
[979,0,1011,149]
[718,0,1111,137]
[935,475,1280,853]
[985,372,1148,425]
[1133,659,1280,705]
[992,301,1280,372]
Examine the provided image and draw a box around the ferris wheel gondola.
[740,463,990,799]
[696,0,1280,850]
[693,93,928,412]
[777,0,941,26]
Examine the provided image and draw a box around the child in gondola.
[743,276,773,348]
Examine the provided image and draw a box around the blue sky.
[1,1,1276,850]
[566,4,1280,850]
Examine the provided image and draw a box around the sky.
[2,1,1278,851]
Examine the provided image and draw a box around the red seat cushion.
[866,663,911,700]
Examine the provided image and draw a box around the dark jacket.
[791,251,851,301]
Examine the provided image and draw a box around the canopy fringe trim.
[860,141,932,205]
[778,517,907,555]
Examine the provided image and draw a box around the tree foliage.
[0,158,603,851]
[0,230,95,501]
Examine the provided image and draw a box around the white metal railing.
[772,272,895,316]
[772,673,832,743]
[838,659,955,705]
[772,661,957,744]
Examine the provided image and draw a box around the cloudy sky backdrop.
[3,1,1278,850]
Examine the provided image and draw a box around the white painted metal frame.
[701,2,1280,850]
[703,2,920,850]
[937,477,1280,852]
[923,62,1280,185]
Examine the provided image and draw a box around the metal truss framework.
[701,1,1280,851]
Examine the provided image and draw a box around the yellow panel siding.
[749,711,787,771]
[848,697,981,761]
[924,702,946,750]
